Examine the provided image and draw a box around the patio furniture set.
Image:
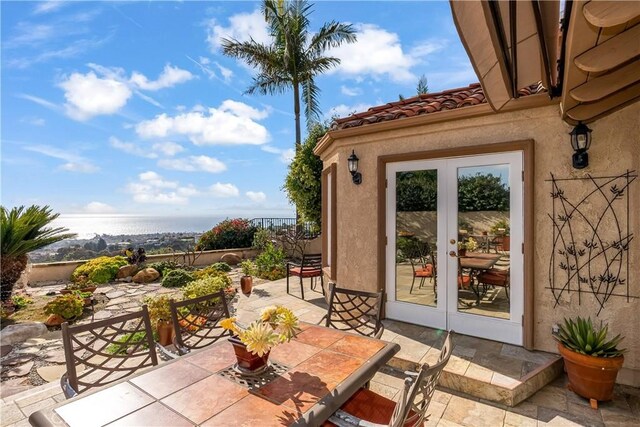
[29,281,454,427]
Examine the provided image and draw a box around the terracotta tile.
[55,382,154,427]
[295,350,364,384]
[294,326,345,348]
[328,335,385,359]
[161,375,248,424]
[106,402,193,427]
[270,340,321,367]
[202,394,302,427]
[185,342,237,373]
[253,369,333,412]
[130,360,211,399]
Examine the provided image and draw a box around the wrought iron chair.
[320,282,384,339]
[60,306,159,398]
[476,268,510,301]
[286,253,323,299]
[326,331,454,427]
[170,290,231,355]
[409,250,437,294]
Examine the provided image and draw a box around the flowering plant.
[457,237,478,252]
[221,305,300,356]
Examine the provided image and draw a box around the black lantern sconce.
[347,150,362,185]
[569,122,592,169]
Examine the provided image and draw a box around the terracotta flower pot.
[558,343,624,408]
[157,321,174,346]
[228,336,269,372]
[240,276,253,295]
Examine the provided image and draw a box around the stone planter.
[228,336,269,373]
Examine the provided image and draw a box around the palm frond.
[248,73,291,96]
[301,79,322,127]
[308,21,357,55]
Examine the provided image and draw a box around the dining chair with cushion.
[286,252,323,300]
[170,290,231,355]
[326,331,454,427]
[409,252,436,295]
[320,282,384,339]
[476,268,510,301]
[60,306,158,398]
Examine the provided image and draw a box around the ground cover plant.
[161,269,195,288]
[71,256,128,284]
[254,243,286,280]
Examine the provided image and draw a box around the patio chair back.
[60,306,158,398]
[170,290,231,355]
[324,282,384,339]
[390,331,454,427]
[286,253,324,299]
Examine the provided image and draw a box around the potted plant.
[457,238,477,257]
[144,295,174,346]
[239,260,256,295]
[44,294,84,326]
[61,280,97,295]
[553,316,625,409]
[220,305,300,373]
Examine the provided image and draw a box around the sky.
[1,0,476,218]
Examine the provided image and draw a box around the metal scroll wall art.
[548,170,637,315]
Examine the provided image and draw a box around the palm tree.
[221,0,357,148]
[1,205,75,303]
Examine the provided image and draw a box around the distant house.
[315,2,639,387]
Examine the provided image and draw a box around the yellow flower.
[260,306,278,322]
[220,317,237,332]
[241,322,279,357]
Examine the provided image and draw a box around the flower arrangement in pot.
[44,293,84,326]
[221,305,300,374]
[457,237,478,257]
[553,316,625,409]
[239,260,256,295]
[143,295,174,346]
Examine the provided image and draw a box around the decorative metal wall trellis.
[547,170,637,315]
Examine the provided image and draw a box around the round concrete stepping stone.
[37,364,83,383]
[2,361,34,378]
[1,344,13,357]
[2,355,34,366]
[106,290,126,299]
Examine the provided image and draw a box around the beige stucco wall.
[319,101,640,385]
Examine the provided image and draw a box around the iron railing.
[249,218,319,239]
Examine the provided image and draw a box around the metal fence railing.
[249,218,319,239]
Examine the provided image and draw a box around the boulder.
[116,265,138,279]
[132,268,160,283]
[0,322,47,345]
[221,253,242,266]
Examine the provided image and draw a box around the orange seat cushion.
[415,264,433,277]
[477,271,508,287]
[322,388,416,426]
[289,267,322,278]
[458,275,471,288]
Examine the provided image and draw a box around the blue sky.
[1,0,475,217]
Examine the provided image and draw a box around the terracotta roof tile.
[330,82,547,130]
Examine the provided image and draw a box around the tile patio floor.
[1,277,638,426]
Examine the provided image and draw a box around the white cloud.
[214,62,233,82]
[16,93,59,110]
[109,136,157,158]
[260,145,281,154]
[126,171,191,205]
[33,1,67,15]
[158,155,227,173]
[199,56,211,65]
[246,191,267,203]
[83,201,115,213]
[129,64,194,91]
[152,142,184,156]
[327,102,373,119]
[206,10,270,52]
[209,183,240,198]
[135,101,270,146]
[139,171,178,188]
[340,85,362,97]
[328,24,446,83]
[23,144,99,173]
[59,71,132,121]
[280,148,295,164]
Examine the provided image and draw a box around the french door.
[385,152,524,345]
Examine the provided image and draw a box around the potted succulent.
[144,295,174,346]
[553,316,625,409]
[239,260,256,295]
[221,305,300,373]
[44,294,84,326]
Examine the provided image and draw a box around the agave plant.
[553,316,625,358]
[1,205,75,302]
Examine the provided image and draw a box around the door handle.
[449,251,457,257]
[450,239,456,244]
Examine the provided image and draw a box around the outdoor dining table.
[459,253,503,305]
[29,323,400,427]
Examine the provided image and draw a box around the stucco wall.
[320,102,639,385]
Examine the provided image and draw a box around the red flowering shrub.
[196,218,258,250]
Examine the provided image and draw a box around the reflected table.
[459,253,502,305]
[29,323,399,427]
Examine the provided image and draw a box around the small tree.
[283,123,326,229]
[416,74,429,95]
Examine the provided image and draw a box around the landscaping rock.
[43,349,66,364]
[2,355,34,366]
[2,361,34,378]
[132,268,160,283]
[221,253,242,265]
[92,310,113,320]
[1,322,47,345]
[106,290,126,299]
[1,344,13,357]
[116,265,138,279]
[36,365,68,382]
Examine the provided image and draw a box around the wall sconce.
[569,122,592,169]
[347,150,362,185]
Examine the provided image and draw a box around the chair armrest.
[374,323,385,339]
[60,373,78,399]
[328,409,388,427]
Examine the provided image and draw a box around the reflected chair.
[325,331,454,427]
[320,282,384,339]
[408,257,434,294]
[170,290,231,355]
[60,306,158,398]
[476,268,510,301]
[286,253,323,300]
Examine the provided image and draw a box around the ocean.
[51,215,227,239]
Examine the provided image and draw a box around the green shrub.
[44,294,84,320]
[71,256,128,284]
[211,262,232,272]
[161,269,194,288]
[255,243,286,280]
[196,218,258,251]
[148,261,180,277]
[143,295,173,324]
[192,267,232,287]
[252,228,271,250]
[182,276,232,300]
[11,295,33,310]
